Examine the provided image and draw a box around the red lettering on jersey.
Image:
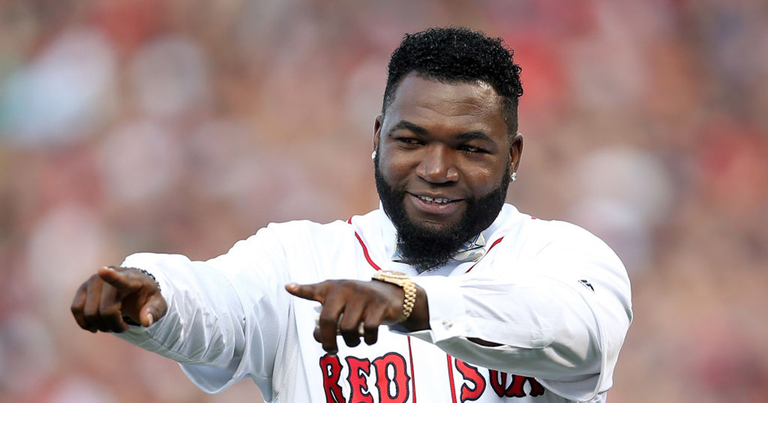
[489,369,511,397]
[372,353,410,403]
[526,376,546,397]
[320,355,346,403]
[506,374,527,398]
[345,356,374,403]
[490,369,545,398]
[455,359,486,402]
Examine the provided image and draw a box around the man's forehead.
[387,74,502,113]
[384,74,507,133]
[393,73,499,101]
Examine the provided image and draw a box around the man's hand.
[286,280,427,354]
[71,267,167,333]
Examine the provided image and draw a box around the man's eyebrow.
[389,121,496,145]
[456,130,494,142]
[389,120,428,135]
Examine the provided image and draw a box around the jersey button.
[442,320,453,329]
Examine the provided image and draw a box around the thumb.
[138,294,168,327]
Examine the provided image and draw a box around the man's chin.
[406,216,460,236]
[403,201,466,232]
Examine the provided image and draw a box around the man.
[71,27,632,403]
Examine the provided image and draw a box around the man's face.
[374,73,523,270]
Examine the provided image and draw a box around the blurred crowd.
[1,0,767,402]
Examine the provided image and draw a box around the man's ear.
[510,133,523,173]
[373,114,383,153]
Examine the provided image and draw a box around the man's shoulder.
[264,218,354,238]
[262,209,381,241]
[500,205,621,258]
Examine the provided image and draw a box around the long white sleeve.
[114,225,293,399]
[408,220,633,401]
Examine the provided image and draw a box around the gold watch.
[372,270,417,322]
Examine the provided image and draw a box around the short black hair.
[382,27,524,134]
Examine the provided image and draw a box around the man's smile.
[406,192,464,219]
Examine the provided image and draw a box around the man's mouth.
[417,195,457,204]
[407,193,463,218]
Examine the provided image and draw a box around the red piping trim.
[353,231,381,271]
[465,237,504,273]
[407,336,417,403]
[446,354,457,403]
[349,217,382,271]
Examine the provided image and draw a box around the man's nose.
[416,144,459,183]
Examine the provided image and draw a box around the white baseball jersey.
[116,204,633,403]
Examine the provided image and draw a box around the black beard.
[375,158,510,271]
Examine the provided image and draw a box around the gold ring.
[315,314,366,336]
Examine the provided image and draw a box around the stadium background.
[1,0,766,402]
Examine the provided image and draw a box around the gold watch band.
[372,270,417,322]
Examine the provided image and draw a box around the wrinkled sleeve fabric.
[113,226,292,399]
[407,223,633,402]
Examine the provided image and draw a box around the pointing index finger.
[285,282,327,304]
[98,266,128,287]
[97,266,146,291]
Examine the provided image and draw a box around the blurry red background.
[1,0,766,402]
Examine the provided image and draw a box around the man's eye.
[459,145,483,153]
[396,137,421,145]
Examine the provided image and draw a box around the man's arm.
[70,225,293,397]
[71,253,252,370]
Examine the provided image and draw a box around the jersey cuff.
[409,275,467,343]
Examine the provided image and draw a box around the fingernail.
[286,283,298,291]
[147,313,154,326]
